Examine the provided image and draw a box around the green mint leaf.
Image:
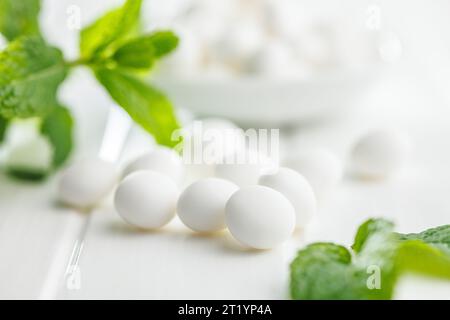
[112,31,179,70]
[397,225,450,253]
[290,219,450,300]
[145,31,179,58]
[95,68,180,147]
[396,225,450,279]
[0,115,8,142]
[0,36,67,119]
[0,0,41,41]
[396,240,450,279]
[351,219,399,299]
[112,37,155,70]
[80,0,142,59]
[41,105,74,167]
[290,220,399,300]
[290,243,355,300]
[352,218,394,253]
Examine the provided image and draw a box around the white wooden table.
[1,67,449,300]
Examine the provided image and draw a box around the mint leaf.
[80,0,142,59]
[290,219,450,300]
[0,0,41,41]
[146,31,179,58]
[112,31,179,70]
[351,219,399,299]
[0,115,7,142]
[95,68,180,147]
[290,243,355,300]
[398,225,450,253]
[41,105,73,167]
[0,36,67,119]
[396,240,450,279]
[396,225,450,279]
[352,218,394,253]
[291,219,398,300]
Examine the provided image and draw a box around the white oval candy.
[122,147,184,183]
[259,167,316,227]
[350,129,411,179]
[211,20,264,66]
[225,185,296,249]
[284,148,342,201]
[114,171,179,229]
[245,40,298,78]
[177,178,238,232]
[58,158,119,209]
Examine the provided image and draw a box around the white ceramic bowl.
[153,68,381,127]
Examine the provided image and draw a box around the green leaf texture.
[0,36,67,119]
[95,68,180,147]
[80,0,142,59]
[0,0,41,41]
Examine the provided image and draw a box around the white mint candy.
[262,0,306,40]
[296,26,336,68]
[122,147,184,183]
[212,20,264,66]
[246,40,297,78]
[58,158,119,209]
[259,167,316,228]
[179,4,229,44]
[350,129,411,179]
[225,185,296,249]
[114,171,179,229]
[177,178,238,232]
[284,148,342,202]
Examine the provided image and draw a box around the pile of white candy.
[149,0,379,79]
[58,122,411,250]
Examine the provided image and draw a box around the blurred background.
[3,0,450,204]
[27,0,450,141]
[38,0,450,83]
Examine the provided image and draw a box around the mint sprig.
[290,219,450,300]
[78,0,180,146]
[0,0,72,176]
[0,0,180,180]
